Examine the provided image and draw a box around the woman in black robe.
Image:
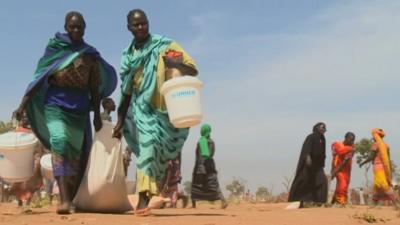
[191,124,228,209]
[288,122,328,206]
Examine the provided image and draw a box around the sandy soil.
[0,202,399,225]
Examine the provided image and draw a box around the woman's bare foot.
[134,207,151,216]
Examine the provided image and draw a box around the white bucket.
[160,76,203,128]
[0,132,37,183]
[40,153,54,180]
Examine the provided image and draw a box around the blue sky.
[1,0,400,194]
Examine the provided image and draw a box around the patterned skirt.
[44,105,88,177]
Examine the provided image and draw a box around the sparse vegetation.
[0,120,14,134]
[352,211,390,223]
[255,186,271,202]
[226,178,246,203]
[282,175,293,194]
[355,138,373,187]
[30,194,51,208]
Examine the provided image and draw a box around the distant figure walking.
[330,132,355,205]
[288,122,328,207]
[161,154,188,208]
[190,124,228,209]
[100,98,116,122]
[360,128,397,205]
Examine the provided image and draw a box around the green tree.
[0,120,13,134]
[226,178,245,199]
[255,186,271,202]
[355,138,373,187]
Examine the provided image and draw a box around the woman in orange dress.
[331,132,355,205]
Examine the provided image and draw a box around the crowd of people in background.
[288,122,398,208]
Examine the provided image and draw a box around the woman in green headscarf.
[190,124,228,209]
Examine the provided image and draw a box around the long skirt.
[44,105,88,177]
[332,171,351,204]
[289,168,328,203]
[373,169,395,202]
[191,159,223,201]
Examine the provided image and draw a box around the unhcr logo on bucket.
[172,90,196,98]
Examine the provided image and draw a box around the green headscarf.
[199,124,212,158]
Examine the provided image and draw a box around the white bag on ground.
[73,121,132,213]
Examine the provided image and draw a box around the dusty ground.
[0,202,399,225]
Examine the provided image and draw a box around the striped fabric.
[120,34,189,187]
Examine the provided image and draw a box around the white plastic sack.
[73,121,132,213]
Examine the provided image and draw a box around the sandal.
[134,207,151,216]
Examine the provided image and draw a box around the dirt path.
[0,202,399,225]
